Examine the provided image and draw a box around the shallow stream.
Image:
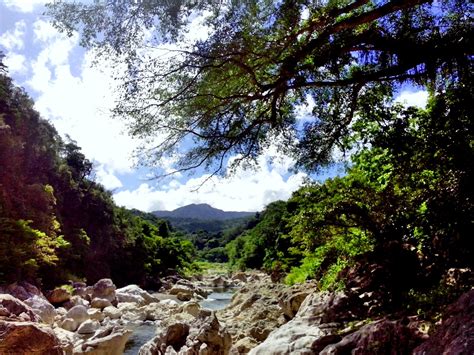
[123,287,236,354]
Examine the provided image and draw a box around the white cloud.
[0,20,27,51]
[113,148,307,212]
[3,0,45,13]
[3,52,27,75]
[27,21,140,175]
[395,90,429,108]
[96,166,123,190]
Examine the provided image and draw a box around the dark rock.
[413,289,474,355]
[0,320,62,354]
[320,318,424,354]
[0,294,39,322]
[91,278,116,303]
[47,287,71,304]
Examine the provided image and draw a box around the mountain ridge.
[152,203,255,221]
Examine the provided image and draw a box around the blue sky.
[0,0,429,212]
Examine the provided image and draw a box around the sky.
[0,0,429,212]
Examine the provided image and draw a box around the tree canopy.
[46,0,473,175]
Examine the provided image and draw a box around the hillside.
[152,203,255,221]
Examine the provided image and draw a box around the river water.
[124,287,235,354]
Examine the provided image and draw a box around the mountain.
[152,203,255,221]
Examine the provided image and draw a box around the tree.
[47,0,472,175]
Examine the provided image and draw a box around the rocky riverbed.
[0,271,473,354]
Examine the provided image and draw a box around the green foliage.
[0,70,194,288]
[0,219,68,283]
[47,0,471,175]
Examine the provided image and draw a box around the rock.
[0,305,9,316]
[75,325,132,354]
[24,295,56,324]
[116,284,158,305]
[211,275,229,288]
[103,306,122,320]
[414,289,474,355]
[181,301,201,317]
[0,320,62,354]
[249,292,350,354]
[60,317,78,332]
[47,287,71,304]
[116,292,144,304]
[169,284,194,298]
[87,308,105,322]
[177,292,192,301]
[118,302,147,322]
[65,305,89,328]
[321,319,423,354]
[91,297,112,309]
[139,311,231,355]
[217,278,286,347]
[0,293,39,321]
[277,281,317,320]
[53,327,78,354]
[232,272,248,283]
[0,281,43,301]
[91,279,116,303]
[63,295,89,310]
[230,336,259,354]
[77,319,100,334]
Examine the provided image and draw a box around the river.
[123,287,235,354]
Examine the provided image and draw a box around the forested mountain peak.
[153,203,254,221]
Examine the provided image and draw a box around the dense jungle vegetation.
[0,67,195,289]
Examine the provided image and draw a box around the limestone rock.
[249,292,349,355]
[217,277,286,347]
[211,275,229,288]
[60,317,78,332]
[87,308,105,322]
[176,292,192,301]
[139,311,231,355]
[65,305,89,328]
[74,325,132,354]
[52,327,78,354]
[91,297,112,309]
[116,292,144,304]
[118,302,147,322]
[103,305,122,320]
[232,272,247,283]
[63,295,89,310]
[414,289,474,355]
[181,301,201,317]
[77,319,100,334]
[24,295,56,324]
[0,293,39,321]
[278,283,316,320]
[230,336,259,354]
[116,284,158,305]
[0,320,62,354]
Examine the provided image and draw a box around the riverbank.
[1,270,473,354]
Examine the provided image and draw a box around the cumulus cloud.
[3,52,27,75]
[27,20,140,175]
[3,0,45,13]
[0,20,27,51]
[96,167,123,190]
[114,147,307,212]
[395,90,429,108]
